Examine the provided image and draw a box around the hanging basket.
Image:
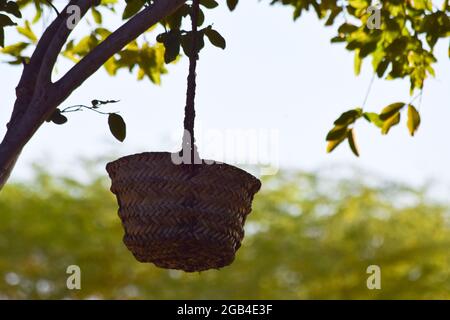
[106,152,261,272]
[106,0,261,272]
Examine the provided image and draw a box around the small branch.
[418,90,423,110]
[36,0,92,87]
[408,91,423,106]
[362,73,376,108]
[0,0,187,190]
[9,3,69,126]
[338,0,348,23]
[44,0,60,16]
[61,104,118,115]
[55,0,187,103]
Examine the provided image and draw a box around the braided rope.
[182,0,200,165]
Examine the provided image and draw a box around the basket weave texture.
[106,152,261,272]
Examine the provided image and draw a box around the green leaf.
[156,33,167,43]
[163,4,189,30]
[17,21,37,43]
[327,130,348,153]
[354,50,362,75]
[349,0,369,9]
[347,128,359,157]
[363,112,384,128]
[181,31,205,58]
[71,34,98,56]
[108,113,126,142]
[334,108,363,126]
[95,27,112,40]
[379,102,405,120]
[337,23,358,34]
[92,7,102,24]
[381,112,401,135]
[407,104,421,136]
[386,37,408,56]
[200,0,218,9]
[162,31,180,64]
[204,28,226,49]
[326,125,348,141]
[103,57,117,75]
[359,41,377,58]
[226,0,238,11]
[1,41,28,55]
[122,0,145,19]
[331,36,346,43]
[325,8,342,26]
[197,8,205,27]
[48,109,68,125]
[0,13,16,27]
[376,59,390,78]
[32,1,42,24]
[4,1,21,18]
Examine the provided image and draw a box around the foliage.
[1,0,228,81]
[0,0,449,154]
[1,166,450,299]
[0,0,21,47]
[46,99,126,142]
[271,0,449,155]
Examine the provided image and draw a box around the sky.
[0,1,449,192]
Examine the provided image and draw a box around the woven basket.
[106,152,261,272]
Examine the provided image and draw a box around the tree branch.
[0,0,187,190]
[43,0,61,16]
[36,0,92,86]
[9,3,68,126]
[55,0,187,102]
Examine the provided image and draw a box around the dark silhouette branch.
[61,104,118,115]
[43,0,61,16]
[55,0,186,99]
[0,0,188,190]
[9,2,69,126]
[36,0,93,86]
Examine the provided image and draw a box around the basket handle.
[181,0,200,166]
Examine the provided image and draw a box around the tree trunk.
[0,86,58,189]
[0,0,187,190]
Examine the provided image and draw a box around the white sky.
[0,1,449,191]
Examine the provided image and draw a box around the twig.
[44,0,60,16]
[338,0,348,23]
[418,90,423,110]
[61,104,118,115]
[362,73,376,108]
[408,91,423,106]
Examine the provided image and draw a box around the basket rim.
[106,151,261,192]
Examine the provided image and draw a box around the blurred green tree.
[0,0,449,187]
[1,166,449,299]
